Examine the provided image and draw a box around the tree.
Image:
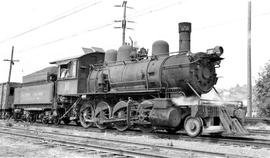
[254,61,270,117]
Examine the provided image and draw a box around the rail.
[0,125,252,158]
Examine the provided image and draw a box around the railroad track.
[152,132,270,149]
[0,125,251,158]
[248,129,270,135]
[2,120,270,149]
[245,117,270,124]
[3,120,270,148]
[192,135,270,148]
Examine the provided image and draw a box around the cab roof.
[50,47,104,64]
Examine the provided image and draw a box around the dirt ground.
[0,120,270,158]
[0,132,109,158]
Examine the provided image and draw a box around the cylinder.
[105,49,117,63]
[152,40,169,56]
[149,107,181,128]
[117,45,132,61]
[178,22,191,53]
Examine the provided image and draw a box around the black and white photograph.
[0,0,270,157]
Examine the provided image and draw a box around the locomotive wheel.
[95,101,111,130]
[184,116,203,137]
[79,102,94,128]
[112,101,129,132]
[137,100,153,133]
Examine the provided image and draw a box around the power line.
[128,0,183,19]
[17,22,114,53]
[16,1,185,54]
[194,10,270,31]
[0,1,102,44]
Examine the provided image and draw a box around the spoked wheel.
[52,116,61,125]
[79,102,94,128]
[112,101,129,132]
[137,100,153,133]
[4,112,11,120]
[184,116,203,137]
[26,113,36,123]
[13,113,21,122]
[95,101,111,130]
[41,116,49,124]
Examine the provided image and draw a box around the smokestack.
[178,22,191,53]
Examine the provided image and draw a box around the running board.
[219,107,248,135]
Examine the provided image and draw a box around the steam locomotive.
[0,22,247,137]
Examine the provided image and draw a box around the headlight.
[213,46,223,56]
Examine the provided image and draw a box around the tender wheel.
[26,113,36,123]
[4,112,11,120]
[13,113,21,121]
[184,116,203,137]
[52,116,61,125]
[112,101,129,132]
[79,102,94,128]
[42,116,49,124]
[95,101,111,130]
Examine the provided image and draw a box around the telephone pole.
[4,46,19,83]
[3,46,19,116]
[247,1,252,117]
[114,1,134,45]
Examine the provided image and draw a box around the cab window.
[59,60,77,79]
[9,87,14,96]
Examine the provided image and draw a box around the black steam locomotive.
[0,22,247,137]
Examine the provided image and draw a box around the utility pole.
[247,1,252,117]
[114,1,134,45]
[4,46,19,83]
[3,46,19,116]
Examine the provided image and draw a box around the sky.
[0,0,270,89]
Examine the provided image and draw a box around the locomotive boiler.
[100,22,221,97]
[10,22,247,137]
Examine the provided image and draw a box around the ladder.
[219,107,248,135]
[60,97,82,120]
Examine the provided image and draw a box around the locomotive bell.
[178,22,191,53]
